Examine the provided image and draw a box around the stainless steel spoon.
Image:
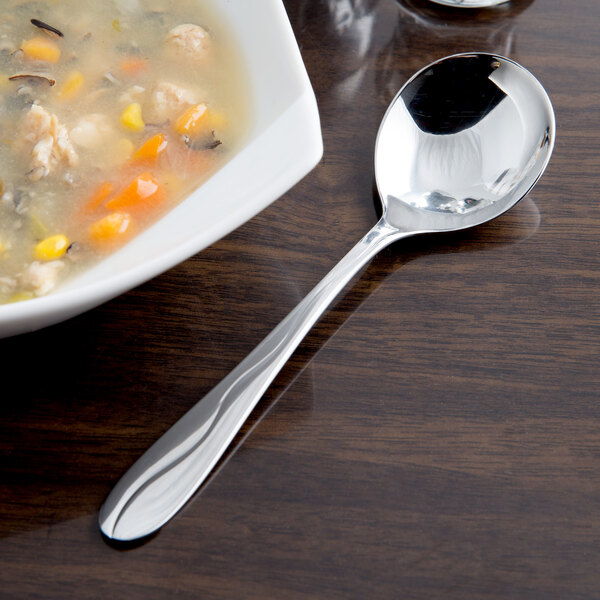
[100,53,555,541]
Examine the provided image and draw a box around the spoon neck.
[360,217,414,256]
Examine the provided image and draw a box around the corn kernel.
[204,110,227,132]
[120,103,145,132]
[34,234,70,261]
[21,37,61,63]
[7,291,35,304]
[117,137,136,159]
[59,70,84,101]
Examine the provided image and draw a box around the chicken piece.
[21,105,79,181]
[146,81,199,123]
[70,113,117,150]
[18,260,64,296]
[114,0,141,13]
[119,85,146,106]
[165,24,211,61]
[0,276,17,296]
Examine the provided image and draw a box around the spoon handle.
[99,217,410,540]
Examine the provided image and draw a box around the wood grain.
[1,0,599,598]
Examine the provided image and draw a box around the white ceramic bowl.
[0,0,323,339]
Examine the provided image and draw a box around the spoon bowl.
[100,53,555,541]
[377,53,554,234]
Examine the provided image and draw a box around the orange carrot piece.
[105,172,164,212]
[89,212,132,243]
[21,37,61,63]
[133,134,168,161]
[174,103,208,136]
[120,57,148,75]
[81,182,114,214]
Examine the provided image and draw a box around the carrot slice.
[133,134,168,161]
[81,182,114,214]
[58,70,84,101]
[21,37,61,63]
[120,57,148,75]
[89,212,132,243]
[105,172,164,212]
[174,103,208,136]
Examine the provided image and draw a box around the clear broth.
[0,0,249,302]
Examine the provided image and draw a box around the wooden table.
[1,0,598,597]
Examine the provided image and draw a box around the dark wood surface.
[1,0,599,597]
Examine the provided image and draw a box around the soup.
[0,0,249,303]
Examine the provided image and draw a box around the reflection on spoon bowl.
[100,52,555,542]
[378,53,554,233]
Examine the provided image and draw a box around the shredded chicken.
[119,84,146,106]
[70,113,116,150]
[146,81,198,122]
[21,105,79,181]
[165,24,211,61]
[0,276,16,296]
[18,260,64,296]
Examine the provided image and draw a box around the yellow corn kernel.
[34,234,70,261]
[112,138,135,164]
[174,103,208,136]
[7,291,35,303]
[204,110,227,132]
[59,70,84,100]
[21,37,61,63]
[0,239,6,255]
[120,103,145,132]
